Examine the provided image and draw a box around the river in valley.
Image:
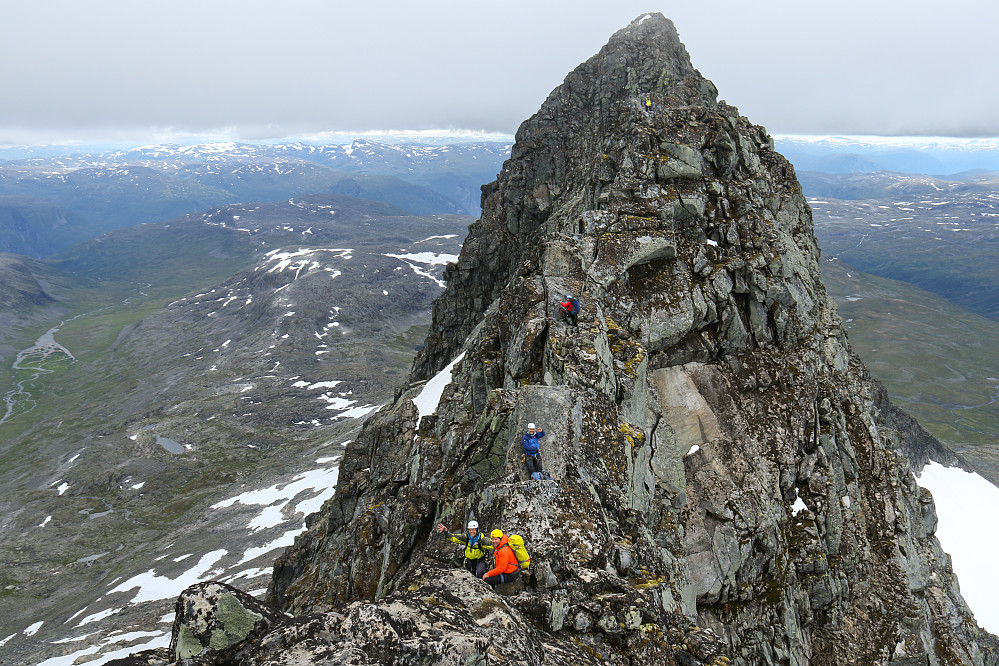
[0,284,150,428]
[0,324,76,426]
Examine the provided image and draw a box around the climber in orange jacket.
[481,529,520,588]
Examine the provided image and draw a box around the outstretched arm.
[438,525,468,545]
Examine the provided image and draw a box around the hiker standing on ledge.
[522,423,545,477]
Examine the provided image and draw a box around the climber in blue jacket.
[522,423,545,477]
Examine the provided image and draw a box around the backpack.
[569,298,580,314]
[507,534,531,569]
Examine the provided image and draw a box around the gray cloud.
[2,0,998,145]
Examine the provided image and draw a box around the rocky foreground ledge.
[113,571,726,665]
[113,13,998,666]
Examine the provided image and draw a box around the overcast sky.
[2,0,997,146]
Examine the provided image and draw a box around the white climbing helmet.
[527,423,537,430]
[566,294,573,299]
[467,520,479,530]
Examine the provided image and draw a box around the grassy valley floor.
[821,258,999,482]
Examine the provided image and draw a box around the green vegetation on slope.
[822,259,999,453]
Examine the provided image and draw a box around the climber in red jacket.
[558,294,579,326]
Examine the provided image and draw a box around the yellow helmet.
[490,529,504,539]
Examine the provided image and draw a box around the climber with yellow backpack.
[507,533,531,571]
[478,529,532,590]
[481,529,521,588]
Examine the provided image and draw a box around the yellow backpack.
[508,534,531,569]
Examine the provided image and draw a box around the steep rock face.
[412,15,717,381]
[267,14,997,666]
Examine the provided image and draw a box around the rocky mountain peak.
[411,12,724,381]
[130,15,998,666]
[520,11,717,141]
[530,12,716,125]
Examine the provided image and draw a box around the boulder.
[169,582,284,663]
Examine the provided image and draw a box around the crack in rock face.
[116,13,998,666]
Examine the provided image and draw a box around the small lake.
[156,436,185,454]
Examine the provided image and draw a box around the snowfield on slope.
[917,461,999,633]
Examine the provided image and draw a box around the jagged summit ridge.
[523,12,718,139]
[138,15,997,666]
[412,12,721,381]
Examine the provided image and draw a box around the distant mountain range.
[775,135,999,175]
[806,171,999,321]
[0,139,511,258]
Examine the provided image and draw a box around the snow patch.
[319,393,355,410]
[224,567,271,582]
[308,381,341,390]
[75,607,119,627]
[51,631,97,644]
[413,352,466,427]
[336,404,380,420]
[236,528,303,567]
[416,234,458,242]
[212,466,340,532]
[917,461,999,633]
[107,549,228,605]
[35,630,169,666]
[248,505,287,531]
[384,251,458,265]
